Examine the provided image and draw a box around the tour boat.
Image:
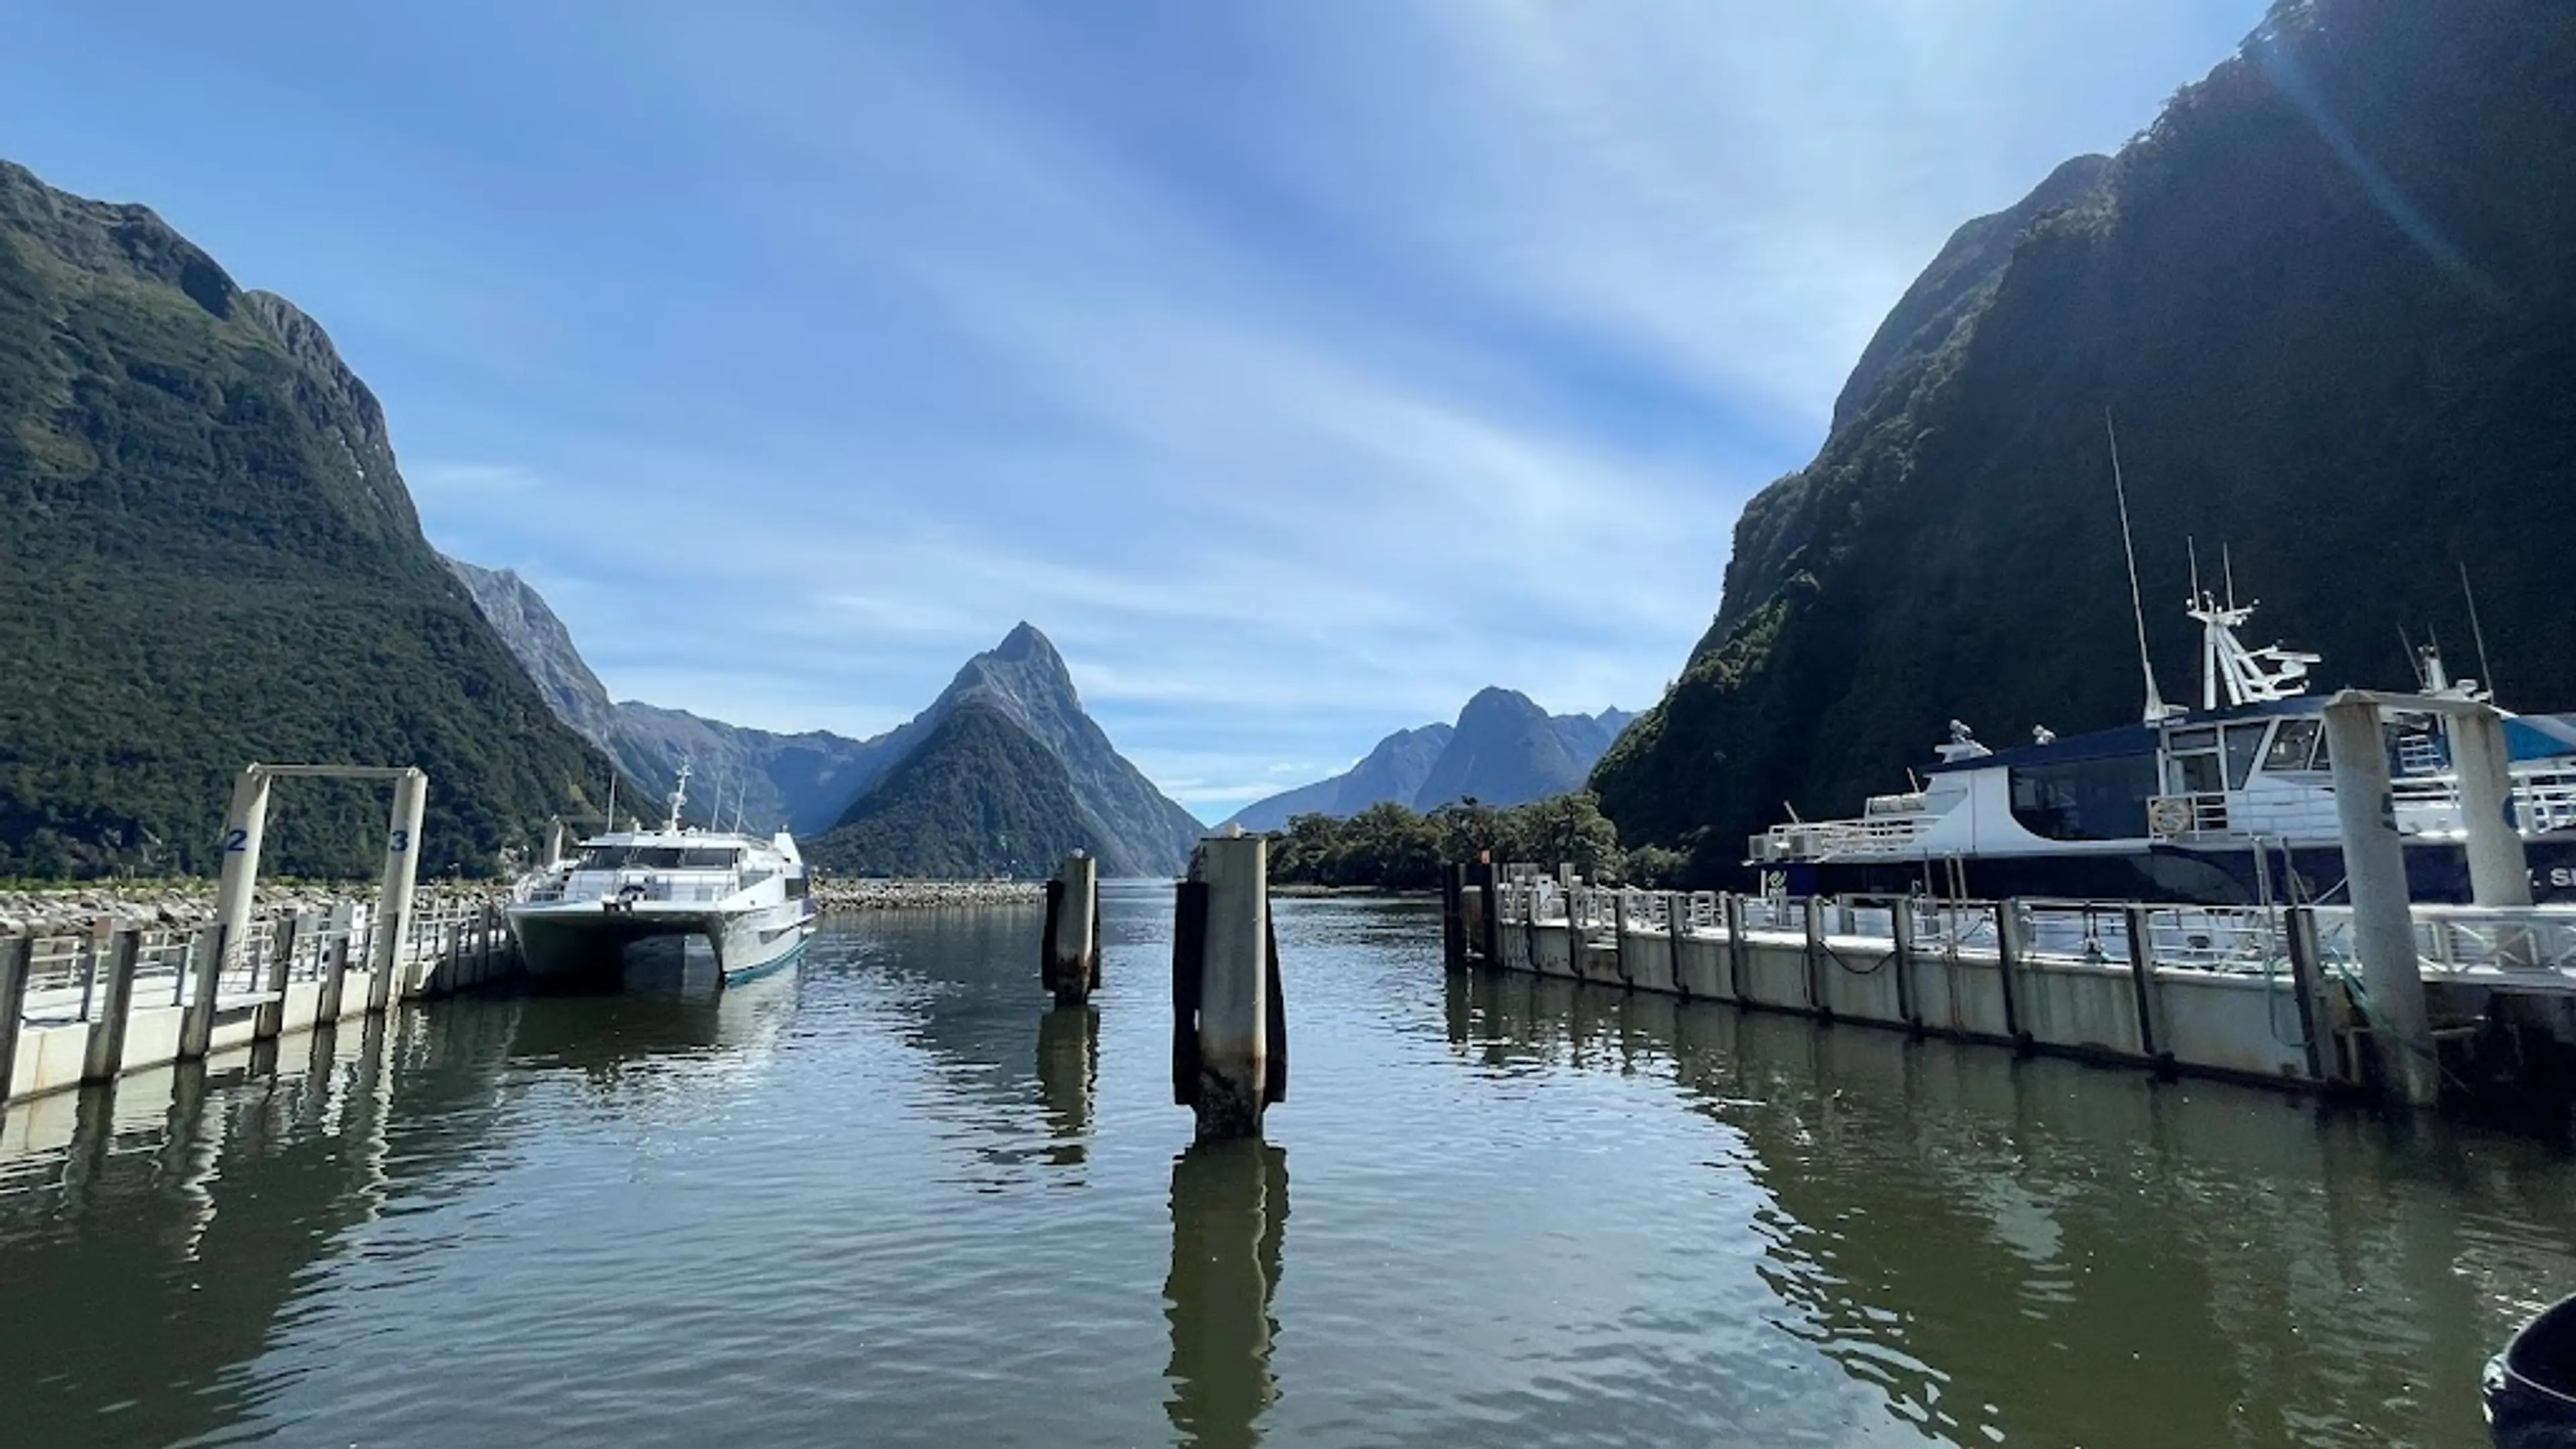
[508,766,818,985]
[1746,578,2576,906]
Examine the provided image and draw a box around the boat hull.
[508,898,815,987]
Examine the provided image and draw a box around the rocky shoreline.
[1,876,1042,934]
[811,878,1044,913]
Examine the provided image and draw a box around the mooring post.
[1175,835,1281,1142]
[1803,895,1829,1017]
[1042,851,1102,1004]
[1474,862,1501,971]
[178,923,229,1061]
[1890,897,1920,1033]
[370,768,429,1004]
[208,765,274,1015]
[2322,694,2440,1108]
[0,934,32,1106]
[1440,865,1466,971]
[1665,892,1690,1000]
[2123,904,2168,1072]
[81,928,142,1084]
[317,934,352,1024]
[1722,892,1748,1002]
[2282,904,2332,1084]
[2453,705,2533,908]
[253,911,298,1042]
[1994,899,2030,1053]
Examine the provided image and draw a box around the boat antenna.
[2460,559,2498,698]
[604,771,617,835]
[2222,542,2237,610]
[2106,409,2177,723]
[2397,623,2424,690]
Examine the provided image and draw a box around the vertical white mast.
[2107,410,2179,724]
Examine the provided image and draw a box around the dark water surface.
[3,885,2572,1446]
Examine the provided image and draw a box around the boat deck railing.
[1494,875,2576,987]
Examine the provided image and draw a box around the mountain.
[0,159,618,877]
[1595,0,2576,879]
[441,565,1198,875]
[804,701,1103,877]
[1222,691,1632,831]
[1222,724,1454,833]
[843,623,1203,875]
[440,554,887,835]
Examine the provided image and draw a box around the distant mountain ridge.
[1220,691,1631,833]
[444,557,1199,875]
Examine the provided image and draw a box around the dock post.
[2323,695,2440,1107]
[178,924,228,1061]
[370,768,429,1007]
[1440,865,1467,972]
[2282,905,2332,1084]
[0,934,31,1106]
[317,935,352,1024]
[1803,896,1829,1018]
[1173,835,1282,1142]
[2454,706,2533,908]
[209,765,275,1026]
[1042,851,1102,1004]
[81,928,142,1083]
[2123,904,2169,1073]
[254,911,298,1042]
[1666,892,1690,1000]
[1722,893,1748,1002]
[1890,898,1920,1033]
[1477,862,1503,971]
[1995,900,2030,1053]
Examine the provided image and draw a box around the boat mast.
[2461,559,2498,701]
[2107,411,2181,724]
[666,762,692,833]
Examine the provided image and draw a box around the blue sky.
[6,0,2267,819]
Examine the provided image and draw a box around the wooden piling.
[1722,893,1748,1002]
[2123,904,2170,1073]
[1042,851,1102,1004]
[0,934,32,1106]
[1440,865,1466,971]
[1477,863,1502,971]
[1666,893,1690,1000]
[1890,899,1920,1034]
[178,924,227,1061]
[1995,900,2030,1054]
[81,929,142,1083]
[1177,836,1279,1142]
[254,912,298,1042]
[317,935,352,1023]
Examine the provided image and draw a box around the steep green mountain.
[853,623,1203,875]
[1414,688,1622,812]
[1597,0,2576,879]
[0,160,617,877]
[804,701,1104,877]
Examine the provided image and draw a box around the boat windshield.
[574,845,743,871]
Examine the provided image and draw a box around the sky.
[5,0,2269,820]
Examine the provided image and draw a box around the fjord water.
[3,888,2570,1446]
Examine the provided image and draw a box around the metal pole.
[1723,892,1748,1003]
[1890,897,1919,1032]
[1667,892,1690,1000]
[1995,900,2029,1052]
[253,912,297,1042]
[2123,904,2166,1070]
[372,769,429,1002]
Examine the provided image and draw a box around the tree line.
[1260,793,1686,892]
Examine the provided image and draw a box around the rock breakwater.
[812,879,1044,913]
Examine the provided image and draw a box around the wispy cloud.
[0,0,2271,817]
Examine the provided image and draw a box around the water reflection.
[1166,1139,1290,1449]
[1034,1004,1097,1166]
[1442,967,2576,1447]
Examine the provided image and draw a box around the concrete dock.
[1445,863,2576,1110]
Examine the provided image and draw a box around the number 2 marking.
[223,828,249,853]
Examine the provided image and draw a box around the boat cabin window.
[2262,718,2324,772]
[2009,752,2158,841]
[2223,724,2267,790]
[2166,727,2225,796]
[574,845,741,871]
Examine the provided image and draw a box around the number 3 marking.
[389,828,411,853]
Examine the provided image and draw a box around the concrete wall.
[1479,913,2335,1093]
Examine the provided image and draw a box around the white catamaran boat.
[508,766,818,986]
[1747,574,2576,907]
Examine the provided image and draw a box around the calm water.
[3,885,2572,1447]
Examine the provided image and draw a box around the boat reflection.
[1165,1138,1289,1449]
